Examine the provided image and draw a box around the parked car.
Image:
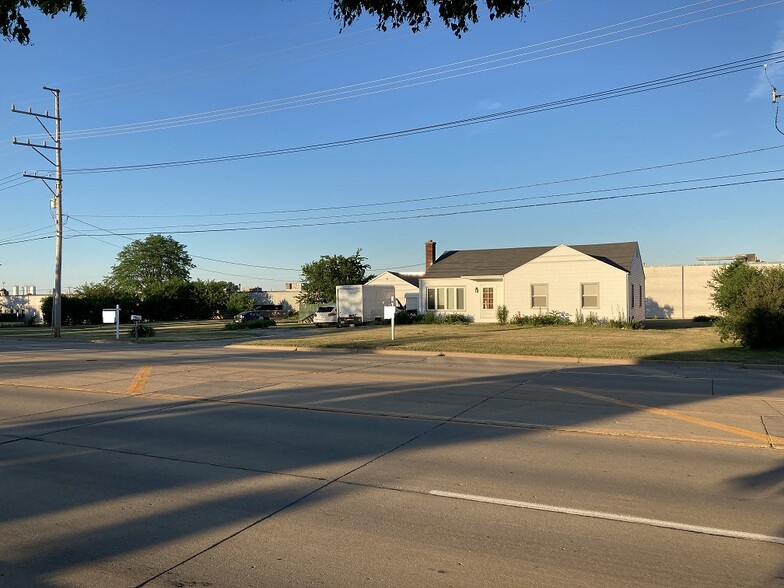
[234,310,263,323]
[313,305,338,327]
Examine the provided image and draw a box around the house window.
[631,284,635,308]
[581,283,599,309]
[482,287,494,310]
[639,284,643,307]
[531,284,548,308]
[426,287,465,311]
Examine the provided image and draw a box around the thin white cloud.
[477,99,502,111]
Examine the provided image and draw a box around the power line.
[0,178,34,192]
[65,167,784,233]
[32,0,779,141]
[53,177,783,238]
[66,144,784,219]
[63,216,301,274]
[54,51,784,176]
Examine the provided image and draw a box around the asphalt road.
[0,339,782,587]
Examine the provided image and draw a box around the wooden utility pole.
[12,87,63,337]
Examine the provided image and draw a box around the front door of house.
[480,286,495,320]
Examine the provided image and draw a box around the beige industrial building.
[644,258,783,319]
[245,283,302,312]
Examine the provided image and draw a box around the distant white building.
[244,283,302,312]
[0,286,48,323]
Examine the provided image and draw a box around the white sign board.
[383,305,395,320]
[102,309,117,324]
[130,314,142,322]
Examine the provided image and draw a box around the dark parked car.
[233,311,263,323]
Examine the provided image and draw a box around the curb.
[228,343,784,371]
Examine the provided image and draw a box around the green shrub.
[606,317,644,330]
[496,304,509,324]
[223,318,276,330]
[692,315,718,323]
[440,313,471,324]
[128,324,155,338]
[573,310,602,326]
[712,266,784,349]
[416,311,471,324]
[394,311,418,324]
[510,310,570,326]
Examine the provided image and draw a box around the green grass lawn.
[0,320,259,342]
[245,322,784,364]
[3,320,782,364]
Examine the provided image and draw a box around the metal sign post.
[383,297,396,341]
[131,314,142,341]
[102,305,120,340]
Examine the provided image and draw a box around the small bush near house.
[128,324,155,338]
[496,304,509,324]
[394,311,418,324]
[510,311,571,326]
[693,315,718,323]
[223,318,276,330]
[606,317,644,330]
[573,311,600,326]
[416,312,471,324]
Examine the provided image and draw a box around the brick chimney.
[425,240,437,270]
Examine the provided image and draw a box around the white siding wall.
[418,277,503,323]
[504,245,629,321]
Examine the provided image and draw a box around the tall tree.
[332,0,528,37]
[298,249,373,304]
[2,0,86,44]
[108,234,194,298]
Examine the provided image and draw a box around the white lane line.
[428,490,784,545]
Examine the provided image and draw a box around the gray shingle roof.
[424,242,639,278]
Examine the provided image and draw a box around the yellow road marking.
[555,386,784,446]
[127,366,152,394]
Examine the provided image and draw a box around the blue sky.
[1,0,784,292]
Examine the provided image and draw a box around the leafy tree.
[137,279,193,322]
[709,260,784,349]
[2,0,86,44]
[108,234,194,298]
[708,259,760,315]
[298,249,373,304]
[226,291,255,316]
[191,279,238,319]
[332,0,528,37]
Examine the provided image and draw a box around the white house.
[419,241,645,323]
[366,271,421,306]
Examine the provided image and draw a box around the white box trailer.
[335,284,395,326]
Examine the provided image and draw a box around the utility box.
[335,284,395,326]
